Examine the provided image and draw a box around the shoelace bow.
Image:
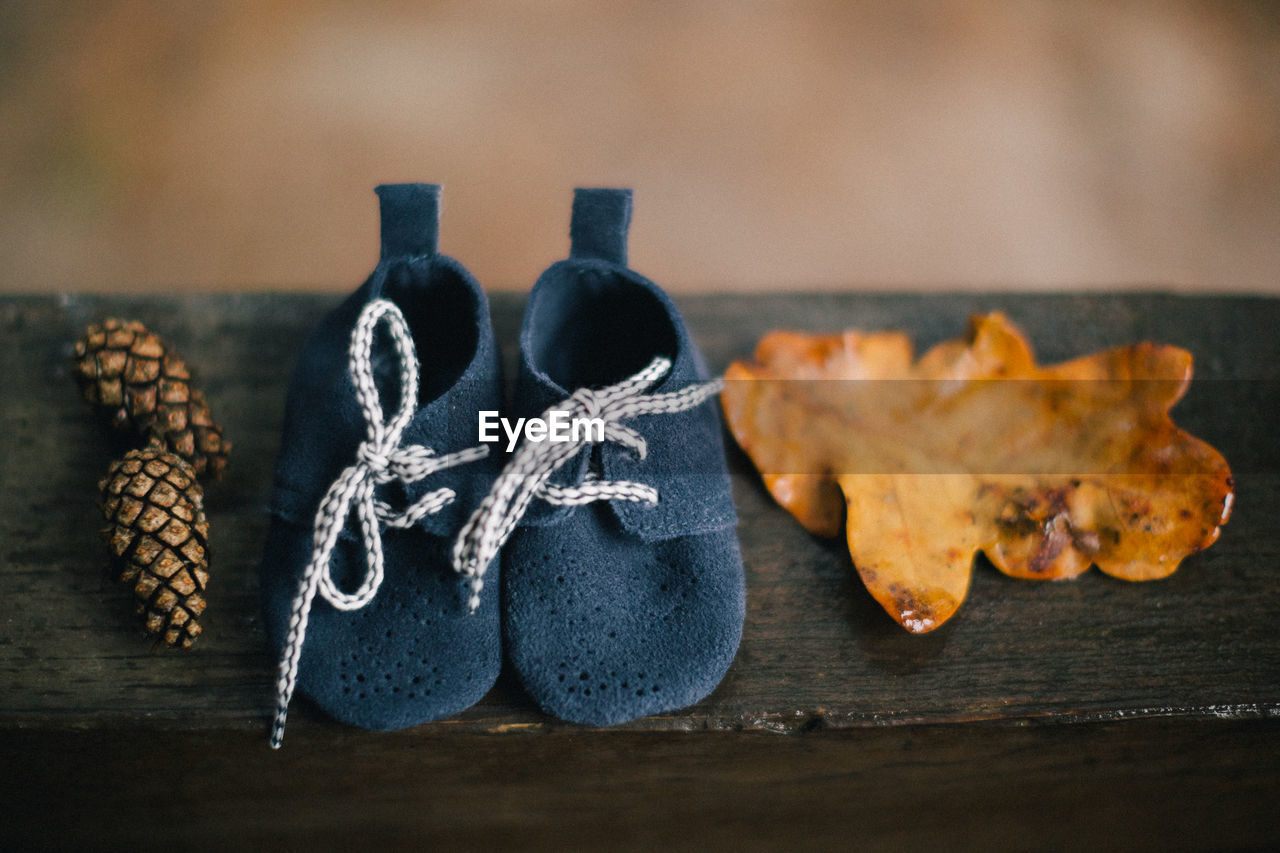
[451,356,723,594]
[271,299,488,749]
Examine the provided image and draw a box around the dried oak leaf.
[721,313,1234,633]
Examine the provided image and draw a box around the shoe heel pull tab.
[570,188,633,266]
[376,183,440,260]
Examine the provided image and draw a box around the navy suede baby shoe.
[453,188,745,725]
[262,184,503,747]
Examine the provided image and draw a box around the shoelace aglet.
[270,709,287,749]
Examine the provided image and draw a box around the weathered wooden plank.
[2,719,1278,852]
[1,293,1278,734]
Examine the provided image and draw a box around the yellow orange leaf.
[721,314,1234,633]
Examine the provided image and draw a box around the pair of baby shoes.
[261,184,744,747]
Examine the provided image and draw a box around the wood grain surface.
[4,720,1278,851]
[2,293,1277,849]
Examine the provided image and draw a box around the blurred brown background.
[2,0,1277,294]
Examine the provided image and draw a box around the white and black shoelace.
[451,356,723,594]
[270,299,488,748]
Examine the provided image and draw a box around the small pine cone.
[73,318,230,479]
[100,444,211,649]
[73,318,187,432]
